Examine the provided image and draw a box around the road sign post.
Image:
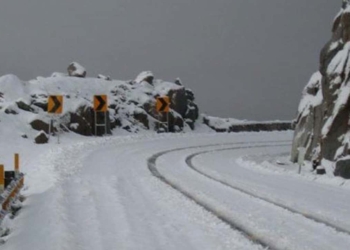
[156,97,170,132]
[93,95,108,136]
[14,154,19,178]
[48,95,63,143]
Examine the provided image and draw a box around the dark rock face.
[133,111,149,129]
[30,120,50,134]
[334,158,350,179]
[291,3,350,178]
[169,88,187,117]
[16,101,34,112]
[4,108,18,115]
[34,131,49,144]
[68,106,93,136]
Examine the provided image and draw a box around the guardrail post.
[0,165,4,192]
[14,153,19,178]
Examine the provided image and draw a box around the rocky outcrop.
[68,106,94,136]
[291,2,350,178]
[0,67,200,141]
[334,157,350,178]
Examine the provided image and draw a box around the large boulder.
[34,131,49,144]
[30,119,50,134]
[67,62,86,78]
[16,100,34,112]
[135,71,154,85]
[291,2,350,178]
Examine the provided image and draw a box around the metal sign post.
[14,154,20,179]
[94,111,108,136]
[156,97,170,132]
[93,95,108,136]
[47,95,63,143]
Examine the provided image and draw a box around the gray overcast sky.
[0,0,340,120]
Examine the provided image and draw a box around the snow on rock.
[291,2,350,179]
[134,71,154,85]
[97,74,111,81]
[67,62,87,78]
[203,115,292,133]
[34,131,49,144]
[0,68,200,141]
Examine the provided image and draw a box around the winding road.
[2,132,350,250]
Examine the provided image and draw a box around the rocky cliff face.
[291,2,350,178]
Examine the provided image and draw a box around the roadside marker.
[15,153,19,176]
[48,95,63,114]
[298,147,306,174]
[0,165,4,192]
[156,97,170,113]
[93,95,108,136]
[156,96,170,132]
[48,95,64,143]
[94,95,108,112]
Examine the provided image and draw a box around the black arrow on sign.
[49,96,61,113]
[96,95,106,111]
[159,98,168,112]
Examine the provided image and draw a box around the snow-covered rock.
[67,62,87,78]
[34,131,49,144]
[134,71,154,85]
[291,2,350,179]
[97,74,111,81]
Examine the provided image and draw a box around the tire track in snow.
[185,146,350,237]
[148,141,289,250]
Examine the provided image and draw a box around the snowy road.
[2,132,350,250]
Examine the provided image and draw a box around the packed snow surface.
[1,131,350,250]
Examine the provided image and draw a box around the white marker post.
[298,147,306,174]
[0,165,4,193]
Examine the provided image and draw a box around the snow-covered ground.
[1,130,350,250]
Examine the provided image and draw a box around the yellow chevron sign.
[156,97,170,113]
[94,95,108,112]
[48,95,63,114]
